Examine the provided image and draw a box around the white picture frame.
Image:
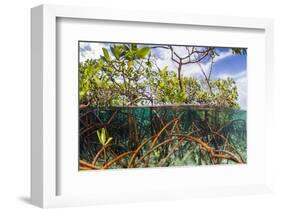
[31,4,274,208]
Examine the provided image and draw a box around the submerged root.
[79,107,246,170]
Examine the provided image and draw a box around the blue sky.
[208,48,247,110]
[212,48,246,77]
[79,42,247,109]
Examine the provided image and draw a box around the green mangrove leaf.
[101,128,106,143]
[96,130,103,145]
[110,46,120,60]
[105,137,113,145]
[102,48,110,61]
[136,47,150,59]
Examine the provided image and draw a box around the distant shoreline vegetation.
[79,43,247,109]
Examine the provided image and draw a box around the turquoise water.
[79,106,247,169]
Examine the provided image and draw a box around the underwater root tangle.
[79,133,244,170]
[79,108,246,170]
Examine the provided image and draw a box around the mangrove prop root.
[144,113,184,167]
[80,111,117,136]
[102,151,133,169]
[128,115,182,168]
[135,138,181,166]
[79,160,100,169]
[108,147,128,168]
[81,151,134,170]
[179,135,243,164]
[92,145,108,165]
[159,138,185,167]
[212,150,243,164]
[80,108,246,169]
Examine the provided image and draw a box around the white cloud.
[213,49,233,63]
[182,63,202,78]
[151,48,178,71]
[236,74,247,110]
[79,42,104,63]
[179,49,233,79]
[152,47,213,75]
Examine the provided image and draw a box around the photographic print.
[79,42,247,170]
